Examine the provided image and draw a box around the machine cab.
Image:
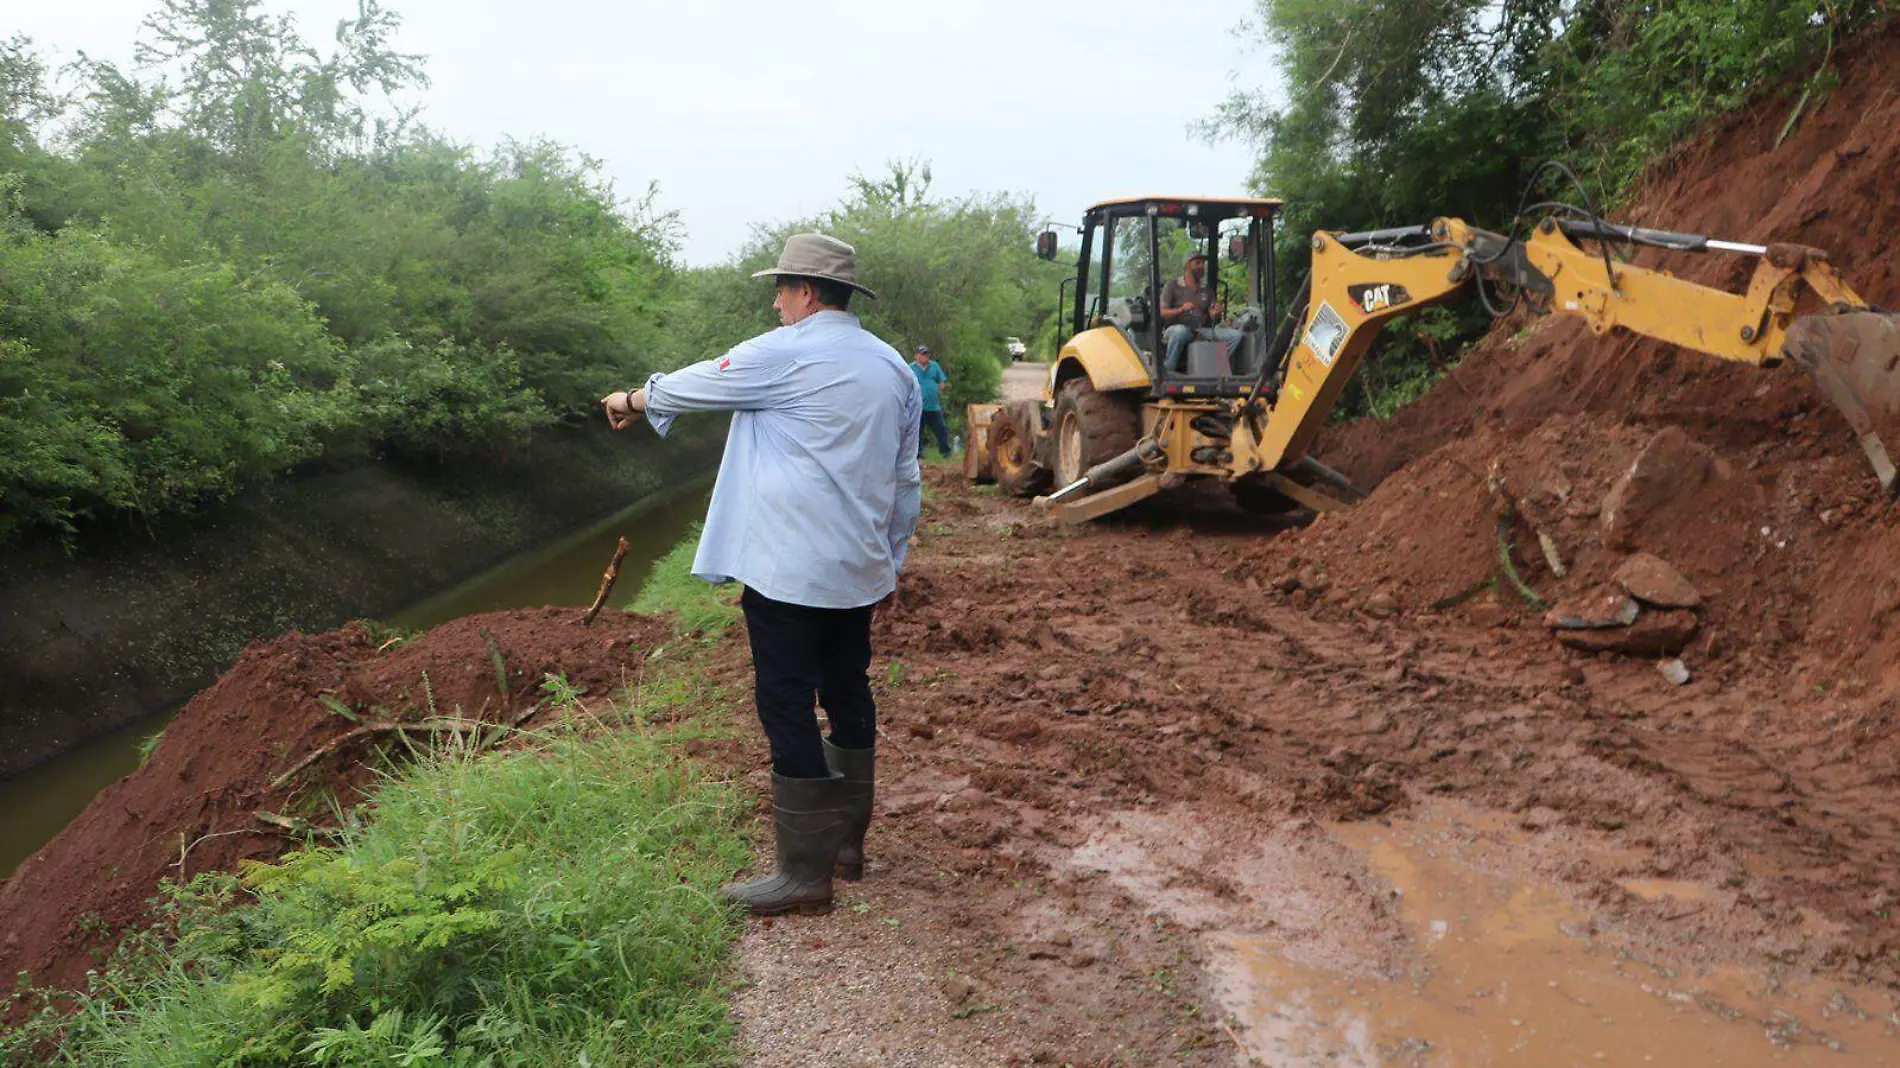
[1039,196,1283,399]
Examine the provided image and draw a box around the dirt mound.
[1320,20,1900,489]
[0,608,666,994]
[1280,408,1900,682]
[1301,21,1900,686]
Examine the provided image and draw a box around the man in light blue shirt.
[602,233,920,916]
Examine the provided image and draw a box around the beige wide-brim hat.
[751,232,878,299]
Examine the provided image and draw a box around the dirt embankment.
[0,421,722,781]
[0,608,665,995]
[1310,18,1900,695]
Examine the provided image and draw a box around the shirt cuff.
[641,373,676,437]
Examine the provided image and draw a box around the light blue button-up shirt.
[642,310,923,609]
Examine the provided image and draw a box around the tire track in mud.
[731,469,1900,1065]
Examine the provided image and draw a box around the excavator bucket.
[1784,309,1900,495]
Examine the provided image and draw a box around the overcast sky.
[8,0,1276,265]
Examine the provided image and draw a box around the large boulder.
[1600,428,1726,551]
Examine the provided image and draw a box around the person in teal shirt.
[911,345,951,458]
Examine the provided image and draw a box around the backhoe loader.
[971,193,1900,523]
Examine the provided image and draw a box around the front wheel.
[989,400,1051,498]
[1053,378,1140,487]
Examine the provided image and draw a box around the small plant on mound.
[3,691,751,1066]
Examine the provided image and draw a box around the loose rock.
[1600,428,1726,550]
[1363,591,1399,619]
[941,973,978,1006]
[1557,610,1700,655]
[1658,658,1693,686]
[1544,585,1640,630]
[1614,552,1702,608]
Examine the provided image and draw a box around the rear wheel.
[1053,378,1141,487]
[989,400,1051,498]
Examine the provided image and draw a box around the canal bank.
[0,474,714,879]
[0,420,726,785]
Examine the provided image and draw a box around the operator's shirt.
[641,310,923,610]
[1160,278,1213,331]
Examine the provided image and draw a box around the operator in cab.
[1160,252,1240,374]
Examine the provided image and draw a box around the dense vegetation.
[0,3,1055,547]
[1212,0,1892,418]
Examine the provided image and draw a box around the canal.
[0,478,714,879]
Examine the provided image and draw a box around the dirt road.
[728,466,1900,1066]
[1000,362,1046,404]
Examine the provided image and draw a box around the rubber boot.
[722,772,850,916]
[823,738,875,881]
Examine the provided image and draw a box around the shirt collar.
[795,309,859,330]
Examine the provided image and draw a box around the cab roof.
[1083,195,1283,217]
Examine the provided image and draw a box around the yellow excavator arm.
[1237,216,1900,493]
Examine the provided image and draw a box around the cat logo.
[1348,282,1411,315]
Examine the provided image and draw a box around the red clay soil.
[723,466,1900,1065]
[0,608,665,995]
[11,28,1900,1066]
[1307,18,1900,691]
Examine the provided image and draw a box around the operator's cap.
[1186,251,1208,262]
[915,344,931,354]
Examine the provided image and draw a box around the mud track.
[725,466,1900,1066]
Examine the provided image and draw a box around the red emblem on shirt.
[717,357,732,371]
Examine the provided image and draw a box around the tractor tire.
[1053,378,1141,487]
[989,400,1051,498]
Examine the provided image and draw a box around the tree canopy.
[1209,0,1889,418]
[0,6,1055,546]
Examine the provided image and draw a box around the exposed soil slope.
[0,609,664,994]
[1306,20,1900,689]
[722,467,1900,1065]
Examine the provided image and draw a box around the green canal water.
[0,478,713,879]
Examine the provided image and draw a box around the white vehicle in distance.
[1004,336,1027,362]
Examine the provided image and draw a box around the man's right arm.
[639,334,794,437]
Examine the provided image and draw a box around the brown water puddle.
[1208,816,1900,1066]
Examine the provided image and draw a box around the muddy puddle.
[1204,812,1900,1066]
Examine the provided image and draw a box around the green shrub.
[5,714,749,1066]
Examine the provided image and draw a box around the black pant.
[919,408,951,457]
[740,587,877,779]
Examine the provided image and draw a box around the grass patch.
[134,729,165,770]
[4,665,751,1067]
[631,522,742,639]
[921,443,966,470]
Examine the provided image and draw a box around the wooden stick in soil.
[582,536,631,626]
[269,717,493,790]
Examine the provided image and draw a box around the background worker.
[600,233,921,915]
[911,344,952,458]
